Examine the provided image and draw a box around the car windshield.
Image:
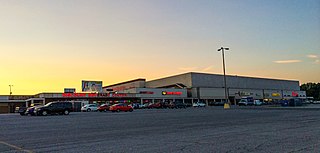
[45,102,52,106]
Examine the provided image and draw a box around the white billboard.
[82,81,103,92]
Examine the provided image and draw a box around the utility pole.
[9,85,13,95]
[218,47,230,109]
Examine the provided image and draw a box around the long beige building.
[103,72,306,105]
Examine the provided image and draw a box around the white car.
[313,101,320,104]
[81,104,98,112]
[254,100,263,106]
[193,102,206,107]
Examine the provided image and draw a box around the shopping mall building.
[0,72,306,113]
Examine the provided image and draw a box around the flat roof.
[147,72,298,83]
[103,78,146,88]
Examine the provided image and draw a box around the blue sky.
[0,0,319,94]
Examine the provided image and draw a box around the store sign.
[272,93,280,97]
[292,92,298,97]
[62,93,128,98]
[98,93,128,97]
[162,91,182,95]
[62,93,97,97]
[239,91,252,96]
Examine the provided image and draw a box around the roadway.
[1,107,320,153]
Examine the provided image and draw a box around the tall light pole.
[9,85,13,95]
[217,47,230,109]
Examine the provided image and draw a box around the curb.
[238,106,320,111]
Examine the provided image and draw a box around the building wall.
[0,96,29,113]
[121,88,188,99]
[146,72,302,100]
[147,72,300,91]
[0,103,9,114]
[194,87,306,100]
[191,73,300,90]
[0,96,9,100]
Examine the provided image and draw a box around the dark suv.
[168,102,186,109]
[34,102,73,116]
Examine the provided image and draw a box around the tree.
[300,83,320,100]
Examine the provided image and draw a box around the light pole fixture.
[217,47,230,109]
[9,85,13,95]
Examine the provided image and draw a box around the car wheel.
[42,111,48,116]
[129,108,133,112]
[104,109,107,112]
[64,110,69,115]
[20,112,25,116]
[116,109,120,112]
[87,108,91,112]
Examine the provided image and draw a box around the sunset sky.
[0,0,319,95]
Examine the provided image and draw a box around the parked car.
[17,103,43,116]
[147,102,162,109]
[238,99,248,106]
[168,102,186,109]
[109,103,133,112]
[139,103,149,109]
[212,101,225,106]
[254,100,263,106]
[97,104,109,112]
[238,97,254,106]
[25,104,43,116]
[34,102,73,116]
[313,101,320,104]
[17,106,27,116]
[193,102,206,107]
[132,103,140,109]
[81,104,98,112]
[133,103,149,109]
[280,99,289,106]
[288,98,303,106]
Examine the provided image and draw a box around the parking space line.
[0,140,34,153]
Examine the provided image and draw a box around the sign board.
[162,91,182,95]
[62,93,130,98]
[292,92,298,97]
[272,93,280,97]
[64,88,76,93]
[82,81,103,92]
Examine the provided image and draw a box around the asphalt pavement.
[1,107,320,153]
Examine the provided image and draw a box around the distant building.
[103,72,306,105]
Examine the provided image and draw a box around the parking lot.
[1,107,320,153]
